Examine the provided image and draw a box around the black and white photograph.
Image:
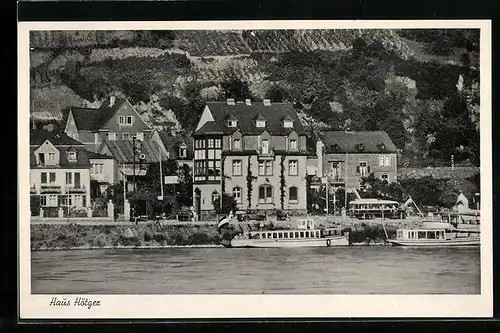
[18,20,492,318]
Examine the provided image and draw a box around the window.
[258,185,273,204]
[289,187,298,203]
[357,162,368,176]
[381,174,389,182]
[305,231,310,238]
[208,139,214,148]
[261,139,269,154]
[41,172,47,184]
[62,195,73,207]
[92,164,103,174]
[300,231,304,238]
[74,195,83,207]
[65,172,72,184]
[227,120,237,127]
[135,132,144,141]
[258,161,273,176]
[49,172,56,183]
[126,116,134,125]
[329,162,340,179]
[48,152,56,162]
[232,160,242,176]
[288,160,298,175]
[47,195,57,207]
[108,132,117,141]
[215,139,221,148]
[283,120,293,128]
[122,133,130,141]
[118,116,125,124]
[40,195,47,206]
[379,155,390,167]
[233,139,241,150]
[289,139,297,150]
[38,153,45,165]
[256,120,266,128]
[179,147,187,158]
[233,187,242,203]
[67,151,76,162]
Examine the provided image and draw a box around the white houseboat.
[226,219,349,248]
[387,211,480,247]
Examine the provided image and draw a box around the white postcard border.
[18,19,493,319]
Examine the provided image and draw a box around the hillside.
[28,29,480,166]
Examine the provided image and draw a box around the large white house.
[30,128,91,211]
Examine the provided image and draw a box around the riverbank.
[31,220,408,250]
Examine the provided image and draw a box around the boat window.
[300,231,304,238]
[418,231,426,239]
[253,233,260,239]
[304,231,308,237]
[278,233,283,239]
[284,232,288,239]
[427,231,436,239]
[262,233,266,239]
[295,232,299,238]
[273,232,277,238]
[268,233,272,238]
[316,231,320,238]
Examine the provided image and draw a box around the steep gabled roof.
[320,131,397,153]
[66,98,127,131]
[158,132,194,160]
[194,101,306,136]
[30,146,91,168]
[30,129,84,146]
[87,151,115,160]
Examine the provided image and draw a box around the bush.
[143,229,153,242]
[30,196,40,216]
[152,233,166,245]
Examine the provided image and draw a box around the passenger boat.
[387,211,480,247]
[225,219,349,248]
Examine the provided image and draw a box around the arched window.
[258,185,273,204]
[233,187,242,204]
[289,186,298,204]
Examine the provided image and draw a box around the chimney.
[109,96,115,107]
[263,99,271,106]
[226,98,235,106]
[245,99,251,106]
[43,124,54,132]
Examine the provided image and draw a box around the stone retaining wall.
[398,167,479,179]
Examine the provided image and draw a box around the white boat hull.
[387,236,480,247]
[231,236,349,248]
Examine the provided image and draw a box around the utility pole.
[159,145,164,200]
[344,152,348,213]
[326,178,329,217]
[133,135,136,192]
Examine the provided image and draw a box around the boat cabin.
[397,229,446,240]
[247,228,343,240]
[348,199,404,219]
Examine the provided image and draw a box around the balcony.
[65,185,87,194]
[40,184,62,194]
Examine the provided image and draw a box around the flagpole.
[159,145,164,200]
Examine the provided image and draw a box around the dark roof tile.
[320,131,397,153]
[30,129,84,146]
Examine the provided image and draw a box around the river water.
[31,247,480,294]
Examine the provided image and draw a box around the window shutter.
[367,166,371,174]
[356,166,360,175]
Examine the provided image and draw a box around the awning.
[120,168,147,177]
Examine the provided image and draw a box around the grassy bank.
[31,223,222,251]
[31,221,404,250]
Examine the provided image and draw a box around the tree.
[213,193,238,215]
[220,75,254,100]
[264,85,289,102]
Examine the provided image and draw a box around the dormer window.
[283,120,293,128]
[227,120,238,128]
[378,143,386,151]
[67,151,77,162]
[179,147,187,158]
[256,120,266,128]
[233,138,241,150]
[357,143,364,151]
[289,139,297,150]
[255,114,266,128]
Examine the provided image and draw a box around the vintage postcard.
[18,20,492,319]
